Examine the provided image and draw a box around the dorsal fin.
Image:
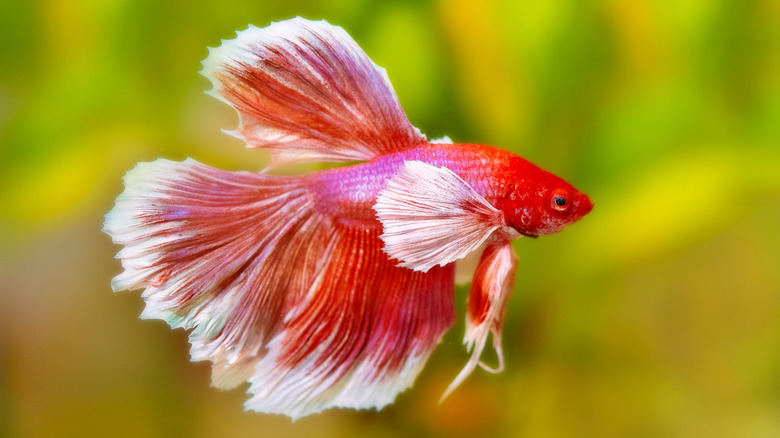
[201,17,427,168]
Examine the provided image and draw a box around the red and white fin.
[374,160,505,272]
[104,159,454,418]
[442,239,517,400]
[201,17,427,168]
[104,159,318,387]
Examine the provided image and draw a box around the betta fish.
[104,17,593,419]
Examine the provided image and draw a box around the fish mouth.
[577,196,594,217]
[520,231,538,239]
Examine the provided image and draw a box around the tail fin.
[104,159,454,418]
[201,18,427,168]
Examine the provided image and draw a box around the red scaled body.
[311,143,593,236]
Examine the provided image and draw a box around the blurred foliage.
[1,0,779,437]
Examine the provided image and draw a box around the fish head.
[500,163,593,238]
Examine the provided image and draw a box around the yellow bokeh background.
[1,1,779,437]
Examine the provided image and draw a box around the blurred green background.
[1,0,779,437]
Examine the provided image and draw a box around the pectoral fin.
[373,160,506,272]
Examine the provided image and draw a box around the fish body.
[104,17,593,419]
[310,143,516,224]
[311,143,592,235]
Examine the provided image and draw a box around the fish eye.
[551,189,570,212]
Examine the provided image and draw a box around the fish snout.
[575,194,594,218]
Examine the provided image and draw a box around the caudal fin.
[104,159,455,418]
[201,18,427,168]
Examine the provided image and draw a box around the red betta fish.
[104,17,593,419]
